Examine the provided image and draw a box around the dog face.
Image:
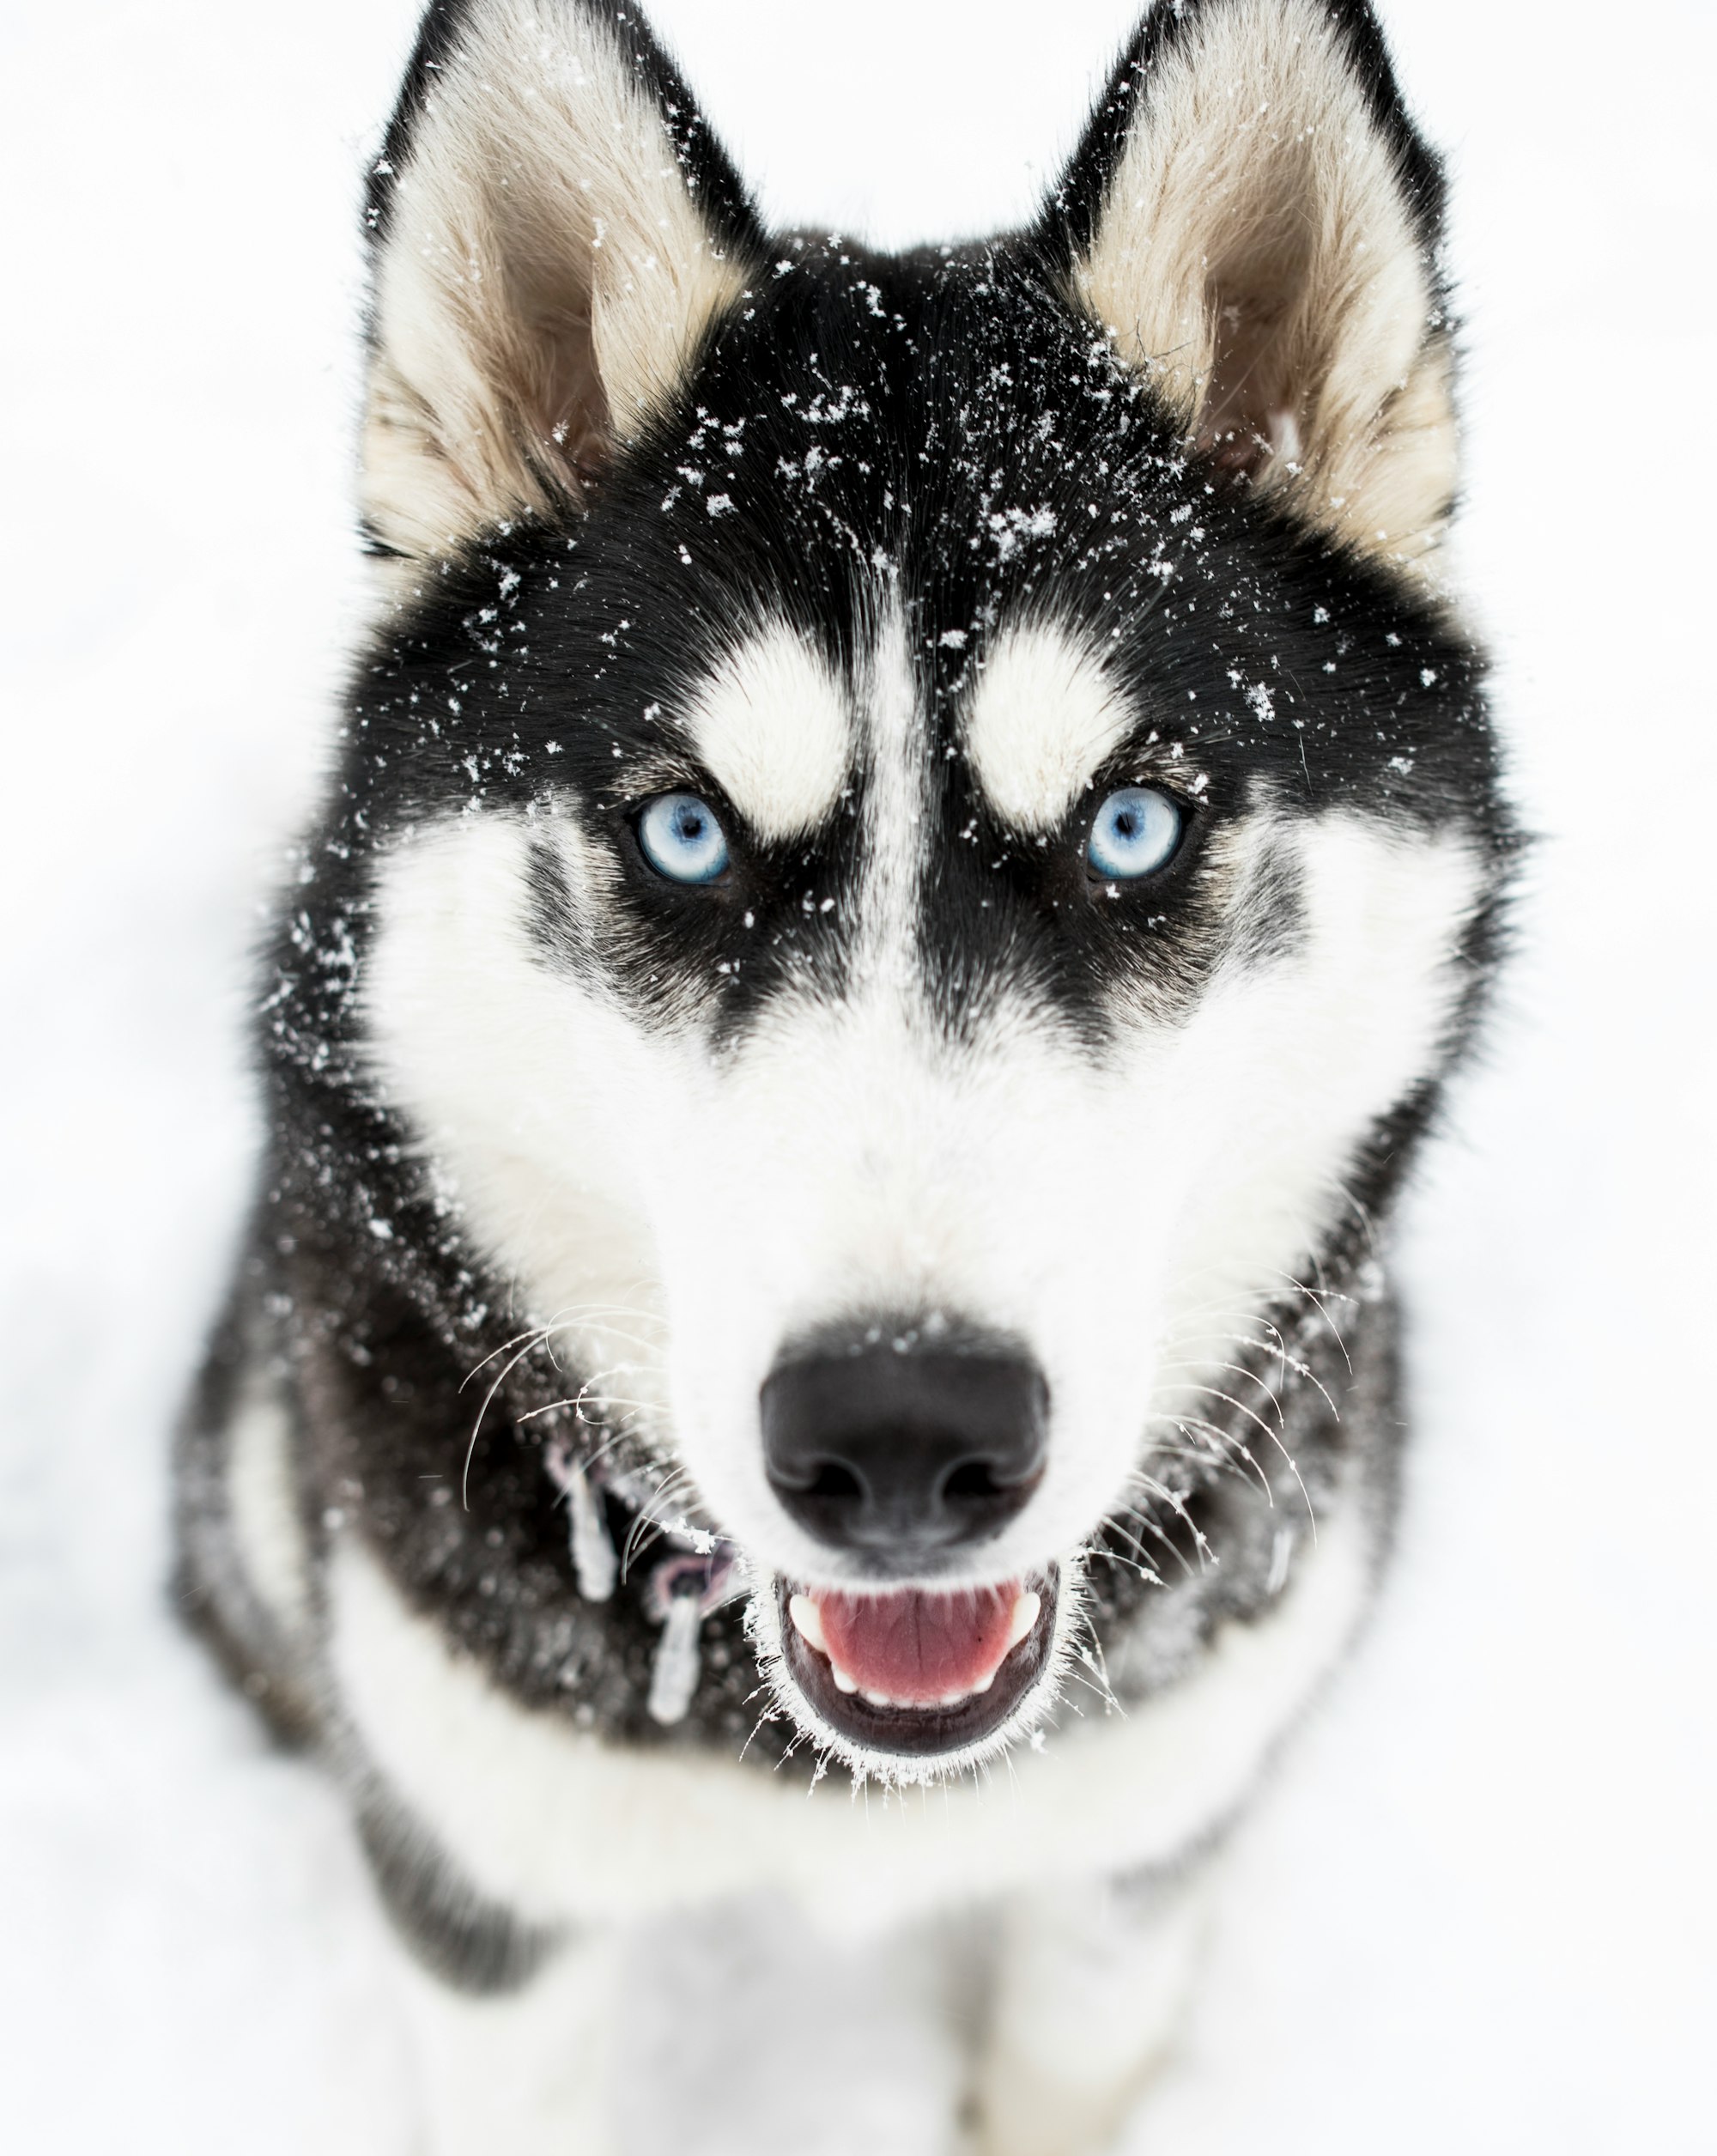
[315,0,1505,1778]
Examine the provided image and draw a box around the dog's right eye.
[1084,785,1184,883]
[636,792,731,885]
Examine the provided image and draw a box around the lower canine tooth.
[1006,1591,1041,1649]
[971,1668,995,1694]
[831,1664,858,1695]
[788,1594,827,1653]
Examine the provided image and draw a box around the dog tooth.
[971,1668,996,1695]
[787,1594,827,1653]
[939,1690,969,1708]
[1006,1591,1041,1649]
[831,1663,858,1695]
[863,1689,895,1708]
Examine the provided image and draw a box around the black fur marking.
[523,834,589,981]
[173,1248,319,1746]
[1223,822,1308,973]
[1083,1271,1403,1710]
[357,1782,562,1995]
[180,0,1517,1797]
[306,239,1507,1072]
[288,1264,780,1757]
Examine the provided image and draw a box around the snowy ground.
[3,1,1713,2147]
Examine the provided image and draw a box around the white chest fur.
[326,1509,1373,1941]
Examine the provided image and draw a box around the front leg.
[395,1929,622,2156]
[610,1896,970,2156]
[397,1893,973,2156]
[973,1865,1211,2156]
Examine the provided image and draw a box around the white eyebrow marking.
[683,623,852,841]
[962,624,1135,831]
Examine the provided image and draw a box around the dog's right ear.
[1038,0,1456,578]
[361,0,764,563]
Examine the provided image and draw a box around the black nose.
[760,1327,1049,1560]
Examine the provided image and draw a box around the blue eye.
[637,792,731,885]
[1085,786,1184,881]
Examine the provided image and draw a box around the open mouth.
[776,1571,1058,1758]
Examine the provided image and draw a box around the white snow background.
[2,0,1713,2147]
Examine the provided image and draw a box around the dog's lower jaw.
[749,1564,1078,1786]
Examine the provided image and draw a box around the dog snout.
[760,1325,1048,1564]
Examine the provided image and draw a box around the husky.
[176,0,1513,2147]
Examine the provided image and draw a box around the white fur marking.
[964,624,1134,831]
[854,603,925,992]
[329,1504,1371,1937]
[364,801,1481,1611]
[683,625,851,841]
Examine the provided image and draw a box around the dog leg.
[972,1865,1211,2156]
[394,1929,622,2156]
[610,1895,969,2156]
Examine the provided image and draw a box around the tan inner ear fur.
[362,0,752,564]
[1072,0,1457,579]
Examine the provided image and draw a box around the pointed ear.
[1041,0,1455,577]
[361,0,764,562]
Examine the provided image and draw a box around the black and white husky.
[178,0,1513,2146]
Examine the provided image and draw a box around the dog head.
[328,0,1505,1780]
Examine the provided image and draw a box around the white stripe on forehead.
[855,604,925,991]
[963,624,1135,832]
[683,623,852,842]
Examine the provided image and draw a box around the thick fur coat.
[177,3,1513,2147]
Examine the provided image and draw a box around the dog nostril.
[807,1461,865,1502]
[940,1458,1002,1502]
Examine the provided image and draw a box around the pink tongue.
[816,1583,1021,1704]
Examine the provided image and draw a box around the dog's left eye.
[637,792,731,885]
[1084,786,1184,881]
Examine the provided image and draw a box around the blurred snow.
[1,2,1712,2148]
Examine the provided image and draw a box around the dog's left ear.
[1041,0,1455,576]
[360,0,765,563]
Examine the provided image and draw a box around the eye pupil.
[639,792,731,885]
[1084,786,1183,883]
